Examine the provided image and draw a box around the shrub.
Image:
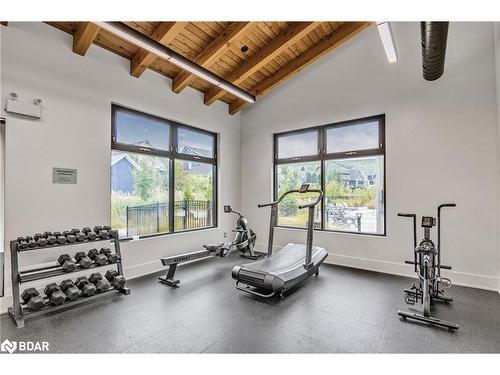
[279,195,298,216]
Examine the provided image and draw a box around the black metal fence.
[126,200,212,236]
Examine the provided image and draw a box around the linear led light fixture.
[95,22,255,103]
[376,22,398,64]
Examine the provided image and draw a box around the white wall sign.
[52,168,77,184]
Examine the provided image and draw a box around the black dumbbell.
[75,231,86,242]
[63,230,77,243]
[44,283,66,306]
[21,288,46,311]
[100,248,118,264]
[93,226,109,240]
[89,273,111,293]
[34,233,48,247]
[82,227,97,240]
[75,277,97,297]
[103,225,116,238]
[17,237,28,249]
[59,280,80,301]
[88,248,108,266]
[105,270,126,288]
[25,236,37,248]
[75,251,92,268]
[44,231,57,245]
[54,232,67,245]
[71,229,86,242]
[57,254,76,272]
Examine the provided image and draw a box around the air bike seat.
[232,184,328,299]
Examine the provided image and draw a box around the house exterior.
[111,153,141,193]
[333,164,375,188]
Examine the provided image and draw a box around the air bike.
[159,205,258,287]
[232,184,328,299]
[397,204,458,331]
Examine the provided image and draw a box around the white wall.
[240,22,500,290]
[0,22,241,312]
[495,23,500,293]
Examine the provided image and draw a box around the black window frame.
[111,104,218,240]
[273,114,386,237]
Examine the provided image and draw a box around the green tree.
[174,161,213,201]
[183,182,194,200]
[132,159,160,201]
[279,194,298,216]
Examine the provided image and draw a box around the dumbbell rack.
[8,230,130,329]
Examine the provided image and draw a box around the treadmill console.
[421,216,436,228]
[299,184,310,193]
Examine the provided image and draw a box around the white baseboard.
[123,259,166,281]
[326,253,499,291]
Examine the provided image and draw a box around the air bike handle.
[438,203,456,209]
[398,213,416,218]
[437,203,456,278]
[258,202,277,208]
[398,212,417,272]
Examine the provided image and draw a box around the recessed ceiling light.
[377,22,398,64]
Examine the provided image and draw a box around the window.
[111,105,217,238]
[276,161,321,228]
[274,115,385,235]
[277,129,319,159]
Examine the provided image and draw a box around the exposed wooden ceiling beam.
[172,22,253,94]
[228,22,372,115]
[130,22,188,78]
[73,22,100,56]
[204,22,320,106]
[228,99,248,115]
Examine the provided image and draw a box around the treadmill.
[232,184,328,298]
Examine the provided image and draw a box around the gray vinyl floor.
[1,252,500,353]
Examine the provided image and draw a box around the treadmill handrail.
[258,188,323,208]
[298,190,323,209]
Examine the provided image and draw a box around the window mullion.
[169,157,175,233]
[169,125,177,233]
[319,127,325,230]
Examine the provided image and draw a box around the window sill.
[119,226,220,243]
[275,225,386,238]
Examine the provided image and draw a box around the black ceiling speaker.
[421,22,449,81]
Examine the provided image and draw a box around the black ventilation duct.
[421,22,449,81]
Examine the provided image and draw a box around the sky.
[116,110,213,156]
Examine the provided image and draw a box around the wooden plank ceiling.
[46,21,372,115]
